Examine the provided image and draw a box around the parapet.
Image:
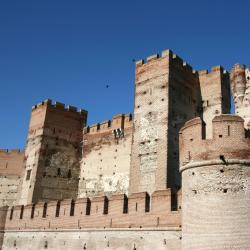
[179,115,250,171]
[31,99,88,117]
[0,149,23,154]
[84,113,133,134]
[5,189,181,231]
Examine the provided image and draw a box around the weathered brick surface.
[180,115,250,249]
[18,100,87,205]
[0,150,24,207]
[79,114,133,198]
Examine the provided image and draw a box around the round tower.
[179,115,250,249]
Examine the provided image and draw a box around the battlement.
[31,99,88,117]
[179,115,250,171]
[5,189,181,231]
[198,65,229,76]
[135,49,195,75]
[84,113,133,134]
[135,49,229,86]
[0,149,23,154]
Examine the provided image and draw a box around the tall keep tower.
[231,64,250,129]
[180,115,250,249]
[129,50,202,194]
[18,99,87,205]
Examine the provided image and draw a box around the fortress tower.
[180,115,250,249]
[231,64,250,129]
[129,50,230,195]
[18,99,87,205]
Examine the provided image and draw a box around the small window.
[44,241,48,249]
[86,198,91,215]
[26,170,32,181]
[20,205,24,219]
[42,203,47,218]
[123,195,128,214]
[70,200,75,216]
[55,201,60,217]
[67,169,72,179]
[57,168,61,176]
[10,207,14,220]
[103,197,109,215]
[31,204,35,219]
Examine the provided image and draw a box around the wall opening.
[123,195,128,214]
[55,201,60,217]
[70,199,75,216]
[10,206,14,220]
[103,197,109,215]
[26,170,32,181]
[67,169,72,178]
[145,193,150,212]
[31,204,35,219]
[20,205,24,219]
[86,198,91,215]
[42,203,47,218]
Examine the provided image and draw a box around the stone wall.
[130,50,203,195]
[180,115,250,249]
[2,229,181,250]
[18,100,87,205]
[78,114,133,198]
[2,189,181,249]
[0,150,24,207]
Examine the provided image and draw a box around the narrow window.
[10,207,14,220]
[103,197,109,215]
[135,203,138,211]
[145,193,150,212]
[67,169,72,178]
[108,120,111,127]
[70,200,75,216]
[171,192,178,211]
[86,198,91,215]
[57,168,61,176]
[86,126,90,133]
[123,195,128,214]
[26,170,31,181]
[228,125,230,136]
[20,205,24,219]
[55,201,60,217]
[42,203,47,218]
[44,241,48,249]
[31,204,35,219]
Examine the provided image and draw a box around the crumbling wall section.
[0,150,24,206]
[78,114,133,198]
[18,99,87,205]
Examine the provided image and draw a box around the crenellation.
[0,49,249,249]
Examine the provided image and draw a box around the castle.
[0,49,249,249]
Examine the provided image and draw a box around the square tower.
[18,99,87,205]
[129,50,202,194]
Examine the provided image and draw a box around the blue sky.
[0,0,249,149]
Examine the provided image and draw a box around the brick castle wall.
[78,114,133,198]
[0,150,24,207]
[180,115,250,249]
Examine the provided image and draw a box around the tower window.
[20,205,24,219]
[70,200,75,216]
[55,201,60,217]
[67,169,72,178]
[42,203,47,218]
[26,170,32,181]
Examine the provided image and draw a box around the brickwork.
[180,115,250,249]
[199,66,231,138]
[5,190,181,232]
[0,49,249,249]
[18,100,87,205]
[78,114,133,198]
[0,150,24,207]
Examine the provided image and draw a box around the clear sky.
[0,0,249,149]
